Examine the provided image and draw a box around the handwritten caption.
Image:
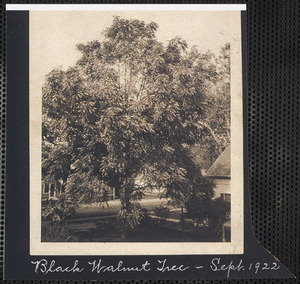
[31,258,281,278]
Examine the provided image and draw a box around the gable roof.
[205,145,231,178]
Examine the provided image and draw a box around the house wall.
[135,178,231,198]
[213,178,231,198]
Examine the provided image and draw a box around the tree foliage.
[42,17,229,232]
[189,44,231,168]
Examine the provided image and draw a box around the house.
[42,181,64,200]
[204,145,231,242]
[204,145,231,202]
[42,180,117,201]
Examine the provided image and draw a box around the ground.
[42,193,223,242]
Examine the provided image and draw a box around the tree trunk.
[180,205,185,231]
[119,178,132,240]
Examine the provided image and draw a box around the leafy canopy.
[42,17,221,229]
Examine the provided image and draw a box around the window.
[43,183,49,194]
[221,193,231,203]
[50,184,55,197]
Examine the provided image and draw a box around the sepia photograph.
[29,6,244,255]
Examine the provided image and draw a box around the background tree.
[203,43,231,150]
[42,17,221,236]
[188,43,231,169]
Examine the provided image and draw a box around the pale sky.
[30,10,241,96]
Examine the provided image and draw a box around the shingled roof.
[205,145,231,178]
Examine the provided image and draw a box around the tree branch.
[195,121,222,155]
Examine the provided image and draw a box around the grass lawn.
[123,219,220,242]
[41,197,229,242]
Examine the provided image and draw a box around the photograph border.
[26,4,245,255]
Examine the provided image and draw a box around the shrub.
[207,197,230,240]
[185,194,230,240]
[153,205,170,221]
[42,193,77,224]
[117,202,147,229]
[41,222,78,242]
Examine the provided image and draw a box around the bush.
[185,194,214,225]
[153,205,170,221]
[207,197,230,240]
[42,194,77,224]
[185,194,230,241]
[41,222,78,242]
[117,202,147,229]
[127,208,150,234]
